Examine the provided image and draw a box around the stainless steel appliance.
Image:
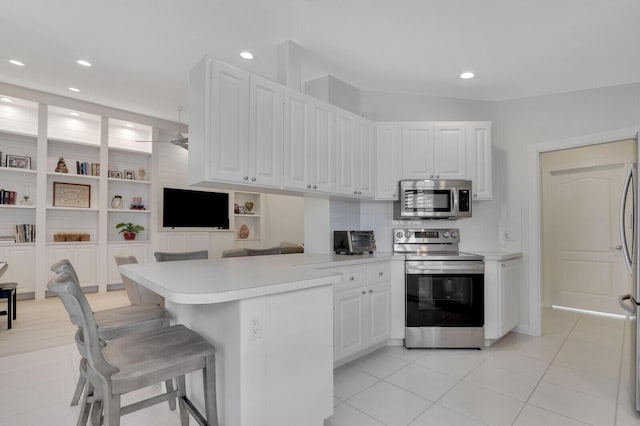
[394,228,484,348]
[617,151,640,412]
[334,230,376,255]
[394,179,472,220]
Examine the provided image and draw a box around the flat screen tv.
[163,187,229,229]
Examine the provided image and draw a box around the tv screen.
[163,188,229,229]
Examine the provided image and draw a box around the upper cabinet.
[375,123,401,200]
[283,90,334,194]
[466,122,492,200]
[335,109,374,198]
[189,58,283,189]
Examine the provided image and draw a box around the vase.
[123,232,136,241]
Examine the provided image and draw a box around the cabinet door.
[367,281,391,346]
[48,245,96,287]
[309,102,335,193]
[335,111,356,196]
[401,123,434,179]
[334,287,367,361]
[283,91,310,191]
[467,122,493,200]
[107,243,150,284]
[209,61,250,182]
[161,232,210,253]
[357,120,375,197]
[249,75,283,188]
[434,123,466,179]
[375,123,401,200]
[500,259,520,335]
[0,246,35,293]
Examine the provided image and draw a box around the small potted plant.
[116,222,144,241]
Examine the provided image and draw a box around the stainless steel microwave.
[393,179,472,219]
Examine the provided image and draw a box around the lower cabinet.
[107,243,150,284]
[47,244,97,288]
[0,245,35,294]
[484,256,521,345]
[329,262,391,365]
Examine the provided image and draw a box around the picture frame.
[53,182,91,208]
[108,170,123,179]
[124,170,135,180]
[238,205,246,214]
[6,154,31,170]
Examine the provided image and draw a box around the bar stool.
[0,282,17,329]
[48,270,218,426]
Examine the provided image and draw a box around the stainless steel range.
[394,228,485,349]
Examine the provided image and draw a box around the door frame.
[527,126,639,336]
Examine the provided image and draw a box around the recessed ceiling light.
[68,87,80,93]
[1,97,13,103]
[460,72,475,79]
[8,59,24,67]
[76,59,92,67]
[69,111,80,117]
[125,123,134,128]
[240,51,254,60]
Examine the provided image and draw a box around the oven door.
[406,261,484,327]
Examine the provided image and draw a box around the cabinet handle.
[349,276,355,281]
[358,191,362,195]
[436,175,440,179]
[313,185,317,189]
[307,184,312,189]
[251,177,256,182]
[430,175,434,178]
[361,290,366,295]
[353,191,358,195]
[378,272,383,276]
[501,263,506,268]
[473,194,478,198]
[243,176,249,181]
[369,289,373,294]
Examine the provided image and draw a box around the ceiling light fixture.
[8,59,25,67]
[1,97,13,103]
[69,111,80,117]
[460,72,475,79]
[240,51,254,60]
[76,59,92,67]
[68,87,80,92]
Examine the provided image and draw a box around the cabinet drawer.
[367,263,391,285]
[332,266,366,292]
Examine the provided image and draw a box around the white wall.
[263,194,304,247]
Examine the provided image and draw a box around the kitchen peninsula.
[119,254,393,426]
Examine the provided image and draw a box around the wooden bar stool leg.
[71,359,87,406]
[177,376,189,426]
[165,379,177,410]
[6,290,11,329]
[204,354,218,426]
[77,379,93,426]
[12,287,16,320]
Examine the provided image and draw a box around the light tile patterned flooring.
[1,293,640,425]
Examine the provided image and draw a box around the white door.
[467,122,493,200]
[310,102,334,193]
[335,112,356,196]
[434,123,466,179]
[375,123,401,200]
[283,91,310,191]
[367,282,390,346]
[401,123,434,179]
[542,140,636,314]
[357,120,375,197]
[334,287,366,361]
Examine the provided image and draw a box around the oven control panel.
[394,228,460,244]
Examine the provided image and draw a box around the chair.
[48,270,218,426]
[0,282,17,329]
[114,256,164,306]
[154,250,209,262]
[50,259,171,423]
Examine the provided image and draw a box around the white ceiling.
[1,0,639,122]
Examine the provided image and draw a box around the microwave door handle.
[618,294,637,314]
[619,165,634,274]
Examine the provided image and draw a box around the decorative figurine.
[55,157,69,173]
[244,201,254,213]
[238,224,250,239]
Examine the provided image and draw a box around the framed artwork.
[124,170,135,180]
[6,154,31,169]
[108,170,123,179]
[53,182,91,208]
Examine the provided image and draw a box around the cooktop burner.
[393,228,484,261]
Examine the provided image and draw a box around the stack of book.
[76,161,100,176]
[0,189,17,205]
[0,235,16,243]
[15,224,35,243]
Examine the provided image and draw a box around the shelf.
[0,242,35,247]
[107,240,150,244]
[0,204,36,210]
[0,128,37,139]
[108,146,153,156]
[46,241,98,246]
[108,209,151,214]
[107,177,151,185]
[48,137,100,148]
[234,214,260,217]
[235,238,260,242]
[0,167,37,175]
[47,206,99,212]
[47,172,100,180]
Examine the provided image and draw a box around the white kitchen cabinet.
[283,90,334,194]
[375,123,401,200]
[484,256,521,345]
[107,242,150,284]
[330,261,391,365]
[401,122,466,180]
[0,245,35,294]
[189,58,283,189]
[47,244,97,288]
[467,122,493,200]
[335,110,374,198]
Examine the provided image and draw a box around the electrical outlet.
[249,314,262,340]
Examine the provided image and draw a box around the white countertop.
[472,251,522,261]
[119,253,396,304]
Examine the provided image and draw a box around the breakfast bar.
[119,255,341,426]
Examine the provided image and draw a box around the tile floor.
[1,293,640,425]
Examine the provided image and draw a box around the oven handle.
[406,263,484,274]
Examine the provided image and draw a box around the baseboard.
[386,338,404,347]
[16,291,35,301]
[45,285,98,298]
[107,283,124,291]
[514,324,535,336]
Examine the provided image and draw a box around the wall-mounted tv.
[163,187,229,229]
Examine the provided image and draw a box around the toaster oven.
[334,231,376,255]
